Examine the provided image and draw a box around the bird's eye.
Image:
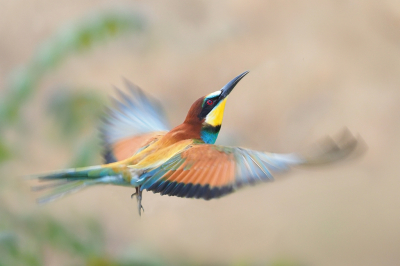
[206,99,213,105]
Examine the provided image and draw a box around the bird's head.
[184,71,249,144]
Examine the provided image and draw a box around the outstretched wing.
[100,80,170,163]
[139,130,360,200]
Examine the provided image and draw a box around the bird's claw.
[131,187,144,216]
[137,195,144,216]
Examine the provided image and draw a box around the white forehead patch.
[206,90,222,98]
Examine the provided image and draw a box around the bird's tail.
[29,165,126,204]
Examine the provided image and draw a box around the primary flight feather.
[32,71,361,215]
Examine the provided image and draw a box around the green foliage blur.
[0,11,145,163]
[0,10,166,266]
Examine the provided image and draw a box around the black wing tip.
[147,180,233,200]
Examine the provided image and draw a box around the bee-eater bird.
[33,71,361,215]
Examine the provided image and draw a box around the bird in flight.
[32,71,361,215]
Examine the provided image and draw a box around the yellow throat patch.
[205,98,227,127]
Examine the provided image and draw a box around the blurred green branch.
[0,11,145,163]
[46,88,105,138]
[1,11,144,125]
[0,202,103,266]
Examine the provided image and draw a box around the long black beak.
[220,71,249,99]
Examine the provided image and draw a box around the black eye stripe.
[203,96,219,106]
[198,96,220,119]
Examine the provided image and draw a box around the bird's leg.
[131,187,144,216]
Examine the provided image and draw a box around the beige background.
[1,1,400,265]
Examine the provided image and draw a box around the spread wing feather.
[100,80,170,163]
[139,145,303,200]
[139,131,359,200]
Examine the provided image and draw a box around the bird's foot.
[132,187,144,216]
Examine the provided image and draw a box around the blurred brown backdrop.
[1,1,400,265]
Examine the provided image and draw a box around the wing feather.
[100,82,170,163]
[140,131,360,200]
